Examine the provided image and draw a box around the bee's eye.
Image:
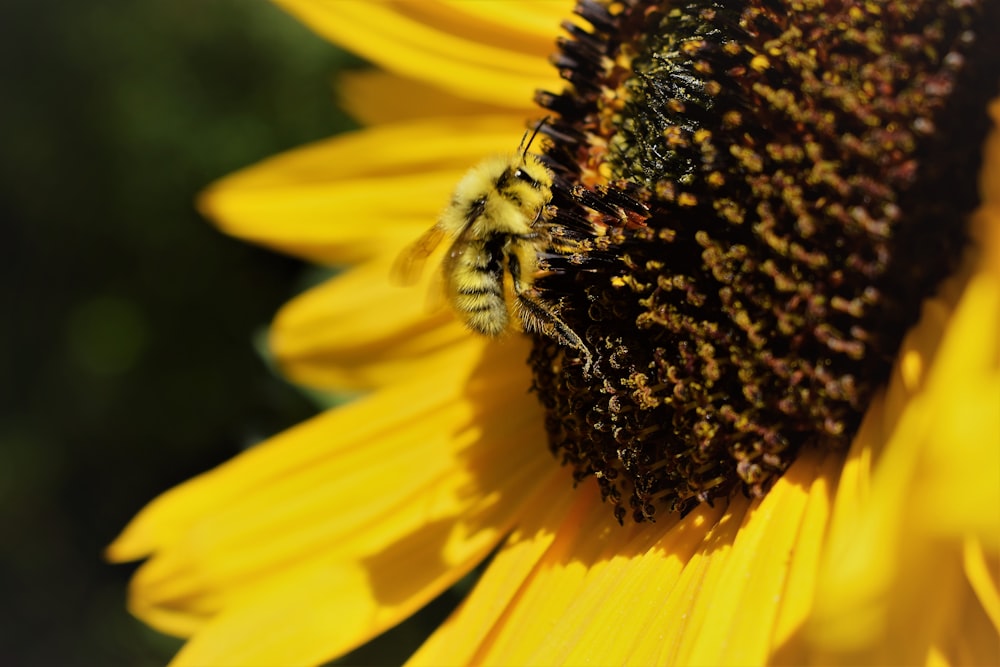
[514,168,539,188]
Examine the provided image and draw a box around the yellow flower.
[109,2,1000,665]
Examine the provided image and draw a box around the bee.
[394,120,592,373]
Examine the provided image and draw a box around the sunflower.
[110,1,1000,665]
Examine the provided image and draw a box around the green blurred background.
[0,1,449,664]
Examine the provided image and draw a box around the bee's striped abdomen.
[448,238,508,336]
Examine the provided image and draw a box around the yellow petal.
[269,257,475,392]
[963,538,1000,635]
[273,0,566,107]
[339,70,519,127]
[200,117,541,265]
[675,449,838,667]
[802,99,1000,666]
[435,0,576,37]
[465,479,660,665]
[639,501,745,666]
[805,309,978,665]
[913,281,1000,546]
[553,500,732,666]
[422,447,836,666]
[109,339,552,664]
[406,468,580,667]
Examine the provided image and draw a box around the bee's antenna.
[519,116,552,158]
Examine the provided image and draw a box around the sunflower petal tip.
[105,524,153,564]
[195,181,237,232]
[194,185,219,221]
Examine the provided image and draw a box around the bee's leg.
[507,249,594,375]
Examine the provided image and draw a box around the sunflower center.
[531,0,1000,523]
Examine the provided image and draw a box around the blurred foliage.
[0,0,359,664]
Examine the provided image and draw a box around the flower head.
[110,1,1000,665]
[531,0,1000,525]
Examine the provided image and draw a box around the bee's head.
[468,118,556,231]
[494,153,554,220]
[501,118,555,209]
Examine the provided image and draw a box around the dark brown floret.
[531,0,1000,523]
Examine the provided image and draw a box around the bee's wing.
[391,224,448,286]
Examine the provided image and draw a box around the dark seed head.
[531,0,1000,522]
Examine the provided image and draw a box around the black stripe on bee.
[458,286,503,296]
[465,302,501,313]
[513,167,541,189]
[471,250,503,275]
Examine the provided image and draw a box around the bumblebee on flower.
[110,1,1000,665]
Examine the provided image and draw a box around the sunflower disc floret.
[531,0,1000,523]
